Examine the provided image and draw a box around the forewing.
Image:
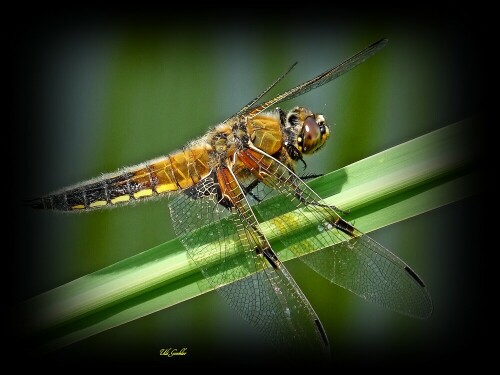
[169,173,248,287]
[239,147,433,319]
[168,170,329,355]
[240,39,388,119]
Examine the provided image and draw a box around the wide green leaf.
[21,118,478,351]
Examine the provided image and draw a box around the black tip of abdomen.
[24,198,45,209]
[24,195,70,211]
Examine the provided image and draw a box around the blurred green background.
[15,10,483,368]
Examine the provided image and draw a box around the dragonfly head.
[291,107,330,155]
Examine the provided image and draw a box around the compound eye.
[300,116,329,154]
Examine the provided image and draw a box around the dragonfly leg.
[297,173,350,213]
[285,143,307,169]
[330,205,350,215]
[299,173,323,180]
[291,182,349,215]
[243,174,322,204]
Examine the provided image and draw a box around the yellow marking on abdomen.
[134,189,153,199]
[156,183,177,193]
[90,200,107,208]
[72,205,85,210]
[149,144,209,194]
[111,195,131,204]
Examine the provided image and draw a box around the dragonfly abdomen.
[27,173,137,211]
[29,144,212,211]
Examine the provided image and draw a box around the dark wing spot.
[262,247,280,269]
[404,266,426,288]
[315,319,329,347]
[334,218,356,237]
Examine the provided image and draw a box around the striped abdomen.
[29,144,212,211]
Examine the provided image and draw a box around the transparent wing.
[168,170,329,356]
[233,63,297,119]
[238,147,433,319]
[240,39,388,119]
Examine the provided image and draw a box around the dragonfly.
[28,38,432,357]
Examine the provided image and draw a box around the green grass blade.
[21,118,478,350]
